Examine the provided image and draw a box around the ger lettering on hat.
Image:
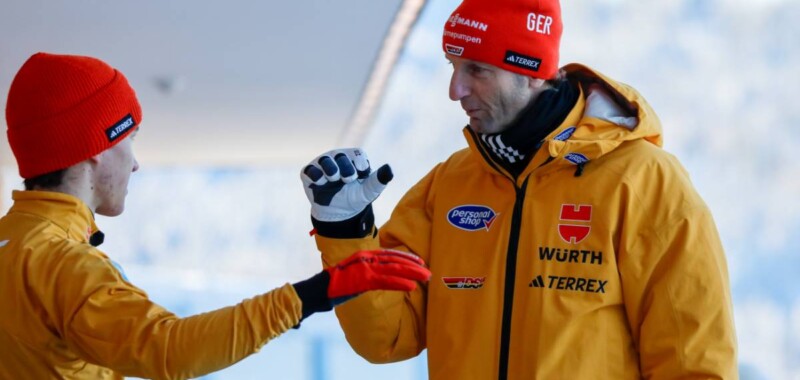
[5,53,142,179]
[441,0,563,79]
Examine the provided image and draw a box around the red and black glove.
[293,249,431,321]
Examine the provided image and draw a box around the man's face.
[447,54,545,134]
[93,129,139,217]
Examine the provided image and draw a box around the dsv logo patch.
[447,205,498,231]
[445,43,464,56]
[442,277,485,289]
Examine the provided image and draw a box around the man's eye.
[469,65,485,74]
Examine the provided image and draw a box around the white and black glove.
[301,148,392,238]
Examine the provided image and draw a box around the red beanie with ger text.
[5,52,142,179]
[442,0,563,79]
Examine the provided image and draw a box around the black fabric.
[89,231,104,247]
[479,78,579,177]
[312,204,375,239]
[292,270,333,323]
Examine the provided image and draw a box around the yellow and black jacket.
[0,191,301,379]
[316,64,737,379]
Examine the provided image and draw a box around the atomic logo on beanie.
[5,53,142,179]
[442,0,563,79]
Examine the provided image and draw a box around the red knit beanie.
[5,52,142,179]
[442,0,563,79]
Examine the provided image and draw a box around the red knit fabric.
[442,0,563,79]
[5,53,142,178]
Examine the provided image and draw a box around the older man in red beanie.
[0,52,431,379]
[300,0,738,378]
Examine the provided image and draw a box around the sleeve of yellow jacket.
[314,166,440,363]
[43,243,302,380]
[617,154,738,379]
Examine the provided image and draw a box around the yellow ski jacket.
[316,64,737,379]
[0,191,301,379]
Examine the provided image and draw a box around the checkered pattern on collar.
[480,134,525,164]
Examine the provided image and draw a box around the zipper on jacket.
[467,127,537,379]
[497,177,529,380]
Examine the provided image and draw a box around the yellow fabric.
[0,190,302,380]
[317,65,737,379]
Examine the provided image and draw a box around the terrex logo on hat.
[441,0,563,79]
[106,114,137,142]
[5,53,142,178]
[504,50,542,72]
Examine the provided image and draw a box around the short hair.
[513,68,568,91]
[546,68,568,87]
[23,169,66,191]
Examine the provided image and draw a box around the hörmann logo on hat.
[504,50,542,72]
[105,114,136,142]
[448,13,488,32]
[445,44,465,56]
[447,205,498,231]
[443,31,482,45]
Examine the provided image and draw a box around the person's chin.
[96,203,125,217]
[468,119,485,133]
[469,120,499,134]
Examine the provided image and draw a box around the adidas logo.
[105,114,136,142]
[504,50,541,72]
[528,274,608,293]
[528,275,545,288]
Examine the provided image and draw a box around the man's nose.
[449,71,470,101]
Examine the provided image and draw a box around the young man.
[0,52,431,379]
[300,0,738,378]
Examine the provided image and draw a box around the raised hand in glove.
[300,148,392,237]
[293,249,431,321]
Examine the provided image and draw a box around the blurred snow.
[2,0,798,378]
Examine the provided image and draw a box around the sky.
[2,0,798,378]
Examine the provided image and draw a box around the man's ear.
[87,151,104,165]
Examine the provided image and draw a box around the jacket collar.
[464,64,663,181]
[463,84,586,184]
[9,190,100,244]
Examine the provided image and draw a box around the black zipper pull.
[574,162,586,177]
[89,231,105,247]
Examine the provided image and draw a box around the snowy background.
[3,0,799,378]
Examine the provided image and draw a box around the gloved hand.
[326,249,431,301]
[300,148,393,222]
[292,249,431,322]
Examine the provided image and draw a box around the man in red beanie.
[300,0,738,378]
[0,52,431,379]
